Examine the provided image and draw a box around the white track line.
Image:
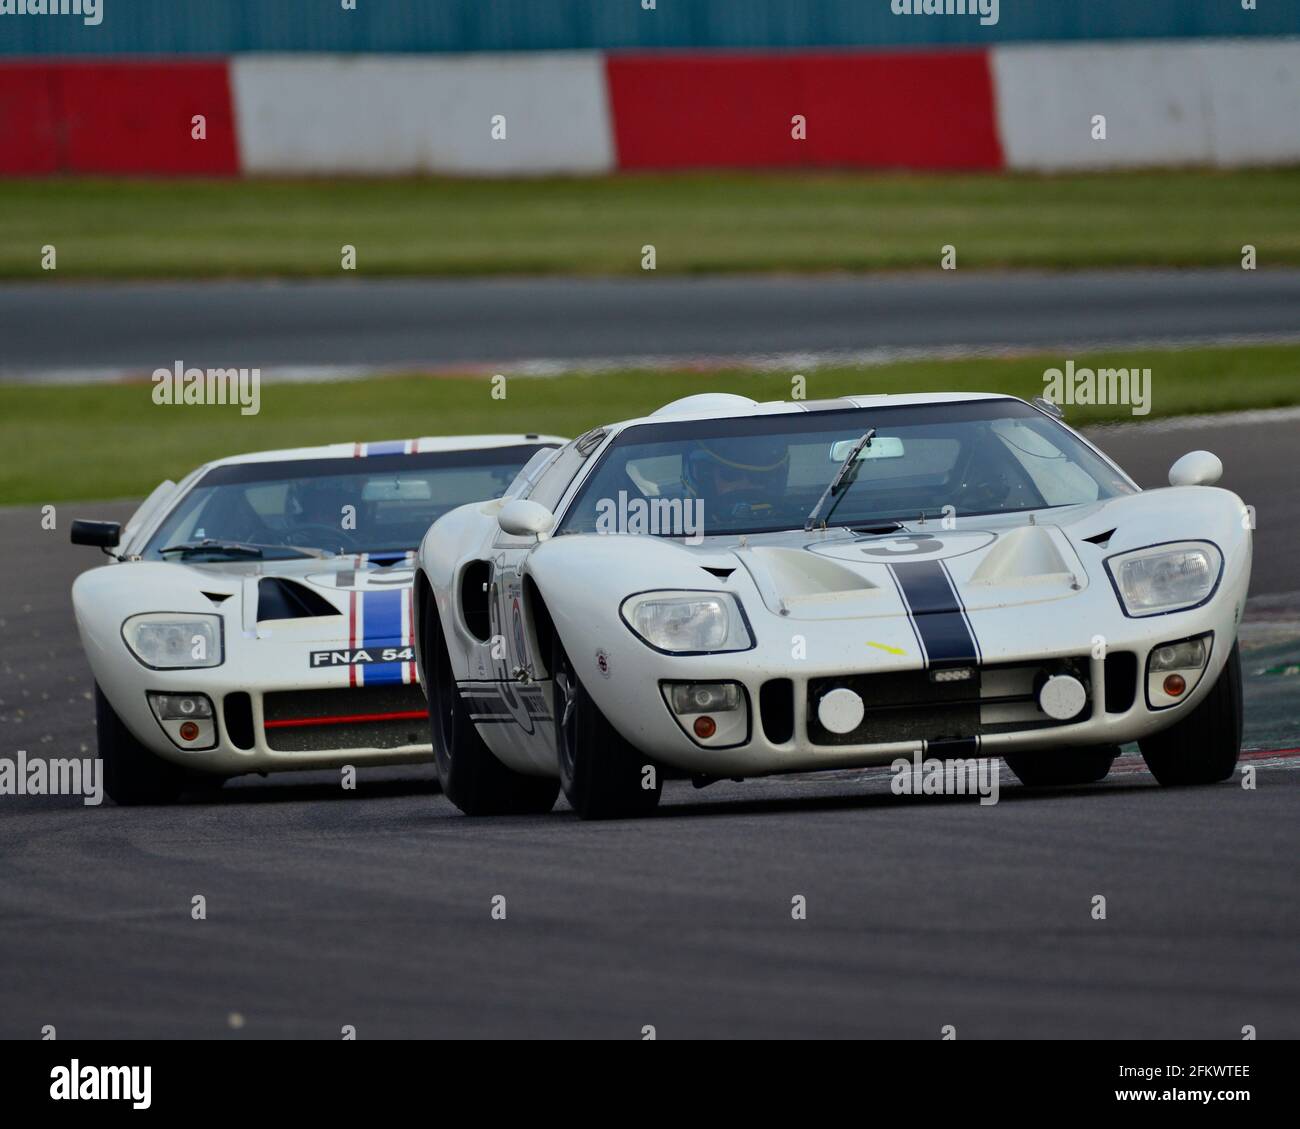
[8,332,1300,386]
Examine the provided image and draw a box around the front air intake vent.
[1104,651,1138,713]
[257,578,341,622]
[223,692,255,750]
[760,679,795,745]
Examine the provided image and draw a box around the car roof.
[202,433,568,470]
[605,392,1022,435]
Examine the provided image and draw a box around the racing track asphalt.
[0,415,1297,1039]
[3,268,1300,378]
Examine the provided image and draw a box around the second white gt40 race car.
[70,433,564,804]
[414,392,1251,819]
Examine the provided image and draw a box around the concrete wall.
[2,40,1297,176]
[232,54,614,175]
[993,40,1300,170]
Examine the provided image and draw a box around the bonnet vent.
[1082,529,1116,548]
[257,578,341,622]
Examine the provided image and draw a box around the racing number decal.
[860,534,945,557]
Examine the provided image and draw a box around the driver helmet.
[682,435,790,499]
[290,476,356,527]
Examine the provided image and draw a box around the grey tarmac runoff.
[0,410,1297,1038]
[3,269,1300,380]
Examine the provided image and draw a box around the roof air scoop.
[652,393,758,418]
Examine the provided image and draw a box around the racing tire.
[425,612,558,816]
[1003,745,1118,787]
[1139,642,1242,786]
[96,684,188,806]
[552,636,662,820]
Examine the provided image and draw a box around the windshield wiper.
[160,539,329,560]
[804,429,876,532]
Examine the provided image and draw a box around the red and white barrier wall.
[2,40,1297,176]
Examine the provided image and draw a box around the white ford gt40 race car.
[71,433,564,804]
[414,392,1251,820]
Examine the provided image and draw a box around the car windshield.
[558,400,1135,538]
[143,445,555,560]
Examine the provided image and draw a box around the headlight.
[122,613,224,669]
[1105,542,1222,617]
[621,591,753,654]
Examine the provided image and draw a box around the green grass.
[2,170,1298,278]
[3,344,1298,504]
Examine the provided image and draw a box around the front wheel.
[425,610,558,815]
[1004,745,1118,787]
[96,684,188,805]
[553,637,661,820]
[1139,642,1242,786]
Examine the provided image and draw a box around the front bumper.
[105,675,431,775]
[573,598,1240,779]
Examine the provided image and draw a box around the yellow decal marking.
[867,641,906,656]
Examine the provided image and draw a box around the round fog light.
[179,721,201,742]
[693,716,717,739]
[1163,673,1186,697]
[817,687,865,735]
[1039,674,1087,721]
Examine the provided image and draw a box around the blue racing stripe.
[365,440,407,456]
[889,560,980,670]
[362,588,406,685]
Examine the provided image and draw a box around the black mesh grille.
[806,660,1089,746]
[263,685,428,752]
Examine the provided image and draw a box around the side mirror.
[70,519,122,548]
[497,499,555,540]
[1168,450,1222,488]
